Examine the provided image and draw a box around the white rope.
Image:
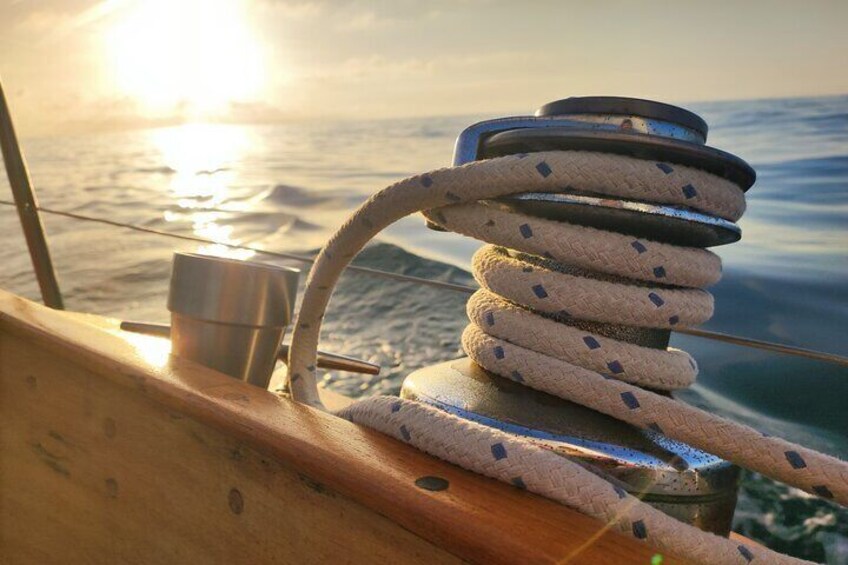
[288,150,845,564]
[341,396,802,565]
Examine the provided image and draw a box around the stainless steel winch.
[402,96,757,535]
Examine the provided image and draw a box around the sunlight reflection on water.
[150,123,257,260]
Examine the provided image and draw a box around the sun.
[104,0,265,118]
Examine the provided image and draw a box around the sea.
[1,94,846,562]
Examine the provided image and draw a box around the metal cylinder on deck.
[406,96,755,535]
[167,252,300,389]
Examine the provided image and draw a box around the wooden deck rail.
[0,289,676,564]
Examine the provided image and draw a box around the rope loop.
[289,149,844,564]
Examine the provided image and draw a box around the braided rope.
[341,396,802,565]
[466,289,698,390]
[428,202,723,288]
[473,246,715,329]
[288,150,845,564]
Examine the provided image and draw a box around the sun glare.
[105,0,265,118]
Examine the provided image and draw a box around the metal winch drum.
[402,97,756,535]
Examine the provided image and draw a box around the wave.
[262,183,347,208]
[131,166,177,175]
[233,210,321,232]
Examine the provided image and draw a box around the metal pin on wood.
[120,320,381,375]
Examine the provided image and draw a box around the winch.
[401,97,756,535]
[286,92,846,562]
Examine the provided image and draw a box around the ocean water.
[1,95,846,562]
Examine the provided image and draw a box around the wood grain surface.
[0,289,678,564]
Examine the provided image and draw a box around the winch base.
[400,358,740,536]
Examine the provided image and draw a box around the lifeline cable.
[4,198,848,367]
[287,150,846,564]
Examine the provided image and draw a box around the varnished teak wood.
[0,290,675,564]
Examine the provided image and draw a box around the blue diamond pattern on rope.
[519,223,533,238]
[532,284,548,299]
[631,240,647,254]
[648,292,665,307]
[420,174,433,187]
[682,184,698,199]
[491,443,508,460]
[493,346,505,359]
[785,451,807,469]
[511,477,526,489]
[400,425,411,441]
[737,545,754,563]
[620,392,640,409]
[656,162,674,174]
[613,485,628,499]
[511,370,524,382]
[583,336,601,350]
[607,360,624,374]
[813,485,834,499]
[632,520,647,540]
[653,266,666,279]
[485,311,495,326]
[669,315,680,325]
[536,161,552,178]
[391,401,402,413]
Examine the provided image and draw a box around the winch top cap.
[536,96,709,141]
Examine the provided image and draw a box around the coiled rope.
[288,150,847,564]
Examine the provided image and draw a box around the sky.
[1,0,847,137]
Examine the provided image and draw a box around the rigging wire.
[1,198,846,368]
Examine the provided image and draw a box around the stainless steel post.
[0,77,64,309]
[167,252,300,389]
